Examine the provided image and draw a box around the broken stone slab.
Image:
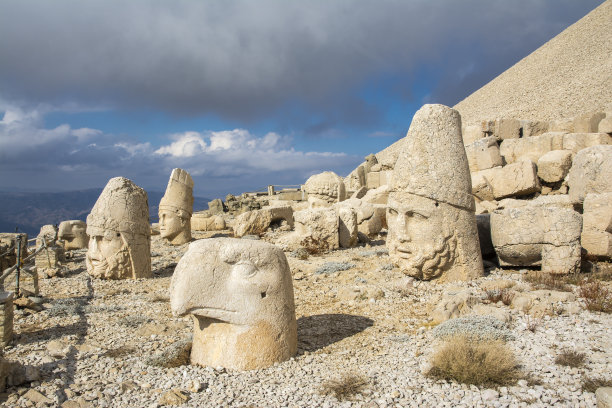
[472,159,540,199]
[289,208,339,252]
[549,118,574,133]
[495,118,521,140]
[361,184,389,205]
[491,204,582,274]
[500,132,564,164]
[511,290,576,316]
[338,207,358,248]
[562,132,611,153]
[599,114,612,134]
[191,212,226,231]
[208,198,225,214]
[233,206,294,237]
[0,291,13,348]
[581,193,612,258]
[520,120,549,137]
[573,111,606,133]
[537,149,573,183]
[462,124,484,145]
[567,145,612,204]
[465,136,503,172]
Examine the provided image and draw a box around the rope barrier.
[0,244,15,258]
[0,240,48,284]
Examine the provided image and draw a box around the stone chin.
[389,233,457,280]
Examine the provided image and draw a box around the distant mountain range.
[0,189,211,237]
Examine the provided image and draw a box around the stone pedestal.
[0,292,14,348]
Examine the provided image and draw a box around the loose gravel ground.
[1,232,611,407]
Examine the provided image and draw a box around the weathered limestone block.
[36,225,57,247]
[462,124,484,145]
[366,171,381,189]
[362,185,389,205]
[490,204,582,274]
[344,165,366,191]
[520,120,549,137]
[500,132,564,164]
[233,207,294,237]
[549,118,574,133]
[208,198,225,214]
[537,150,573,183]
[292,208,339,252]
[0,234,27,272]
[304,171,346,208]
[567,145,612,204]
[511,290,576,316]
[191,212,226,231]
[159,168,194,245]
[387,104,483,282]
[86,177,151,280]
[573,111,606,133]
[0,292,13,347]
[351,186,368,200]
[338,208,358,248]
[596,387,612,408]
[35,246,63,279]
[335,198,385,240]
[599,114,612,134]
[581,193,612,258]
[58,220,88,250]
[170,238,297,370]
[471,172,495,202]
[465,137,503,172]
[474,160,540,199]
[562,133,611,153]
[496,118,521,140]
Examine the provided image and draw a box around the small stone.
[23,389,53,404]
[159,389,189,406]
[596,387,612,408]
[481,389,499,401]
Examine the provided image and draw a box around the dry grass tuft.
[581,376,612,393]
[554,349,586,368]
[579,281,612,313]
[150,294,169,303]
[524,272,572,292]
[427,335,521,386]
[320,373,369,401]
[103,345,136,358]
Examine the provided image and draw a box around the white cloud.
[154,132,207,157]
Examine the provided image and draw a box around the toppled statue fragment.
[170,238,297,370]
[159,168,194,245]
[304,171,346,208]
[58,220,88,250]
[387,104,483,281]
[86,177,151,279]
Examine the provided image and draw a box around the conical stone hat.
[86,177,150,237]
[390,104,474,211]
[159,168,194,216]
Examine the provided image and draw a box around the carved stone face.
[159,209,184,239]
[58,220,89,249]
[387,192,456,280]
[86,229,132,279]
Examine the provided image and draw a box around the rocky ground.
[1,230,611,407]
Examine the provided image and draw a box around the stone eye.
[388,208,398,216]
[233,262,257,278]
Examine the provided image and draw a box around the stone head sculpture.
[170,238,297,370]
[387,104,483,281]
[159,168,194,245]
[86,177,151,279]
[304,171,346,209]
[58,220,88,250]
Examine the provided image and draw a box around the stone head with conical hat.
[159,168,194,245]
[86,177,151,279]
[386,104,483,281]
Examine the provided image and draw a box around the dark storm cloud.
[0,0,603,124]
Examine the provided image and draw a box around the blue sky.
[0,0,603,199]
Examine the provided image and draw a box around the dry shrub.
[554,349,586,368]
[103,345,136,358]
[301,237,329,255]
[582,376,612,393]
[484,288,514,306]
[150,294,169,303]
[579,281,612,313]
[427,335,521,386]
[321,373,369,401]
[524,272,571,292]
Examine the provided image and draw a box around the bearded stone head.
[86,177,151,279]
[386,104,483,282]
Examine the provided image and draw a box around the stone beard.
[386,193,458,280]
[86,231,133,279]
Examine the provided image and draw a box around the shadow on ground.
[297,314,374,353]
